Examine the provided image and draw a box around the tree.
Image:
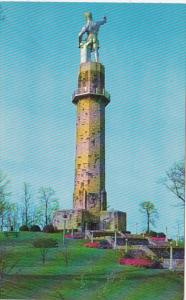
[32,238,58,264]
[29,206,43,228]
[6,202,19,231]
[162,160,185,205]
[0,5,5,24]
[22,183,32,226]
[140,201,158,233]
[38,187,59,227]
[62,244,71,266]
[0,201,7,232]
[0,247,19,298]
[0,171,11,231]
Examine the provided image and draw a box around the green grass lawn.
[0,232,184,300]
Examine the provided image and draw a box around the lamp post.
[175,223,180,246]
[113,230,117,249]
[125,238,128,253]
[165,226,168,242]
[62,214,68,245]
[102,217,109,231]
[177,223,180,242]
[103,220,106,230]
[169,241,173,270]
[135,223,138,235]
[91,231,93,243]
[176,234,178,247]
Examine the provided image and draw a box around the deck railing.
[72,87,110,101]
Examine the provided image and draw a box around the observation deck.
[72,87,110,106]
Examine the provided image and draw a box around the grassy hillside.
[0,232,184,300]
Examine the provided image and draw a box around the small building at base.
[53,209,127,232]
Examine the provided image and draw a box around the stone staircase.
[148,239,169,247]
[84,231,164,255]
[136,245,156,258]
[106,236,115,248]
[85,230,92,240]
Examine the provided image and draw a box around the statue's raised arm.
[78,12,107,63]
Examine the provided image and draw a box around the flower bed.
[64,234,73,238]
[84,242,100,248]
[150,237,166,241]
[119,258,152,267]
[64,233,84,239]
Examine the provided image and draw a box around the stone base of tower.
[53,209,127,232]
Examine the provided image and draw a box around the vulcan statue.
[79,12,107,63]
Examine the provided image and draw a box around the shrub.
[148,231,166,238]
[147,231,158,237]
[157,232,166,238]
[84,242,100,248]
[123,249,149,259]
[99,240,112,249]
[30,225,41,232]
[43,224,57,233]
[150,259,163,269]
[19,225,29,231]
[123,251,134,258]
[33,238,58,248]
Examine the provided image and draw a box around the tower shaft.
[73,62,110,213]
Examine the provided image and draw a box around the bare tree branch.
[162,160,185,205]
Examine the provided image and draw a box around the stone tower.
[72,62,110,214]
[53,13,126,232]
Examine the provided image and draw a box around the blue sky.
[0,2,185,236]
